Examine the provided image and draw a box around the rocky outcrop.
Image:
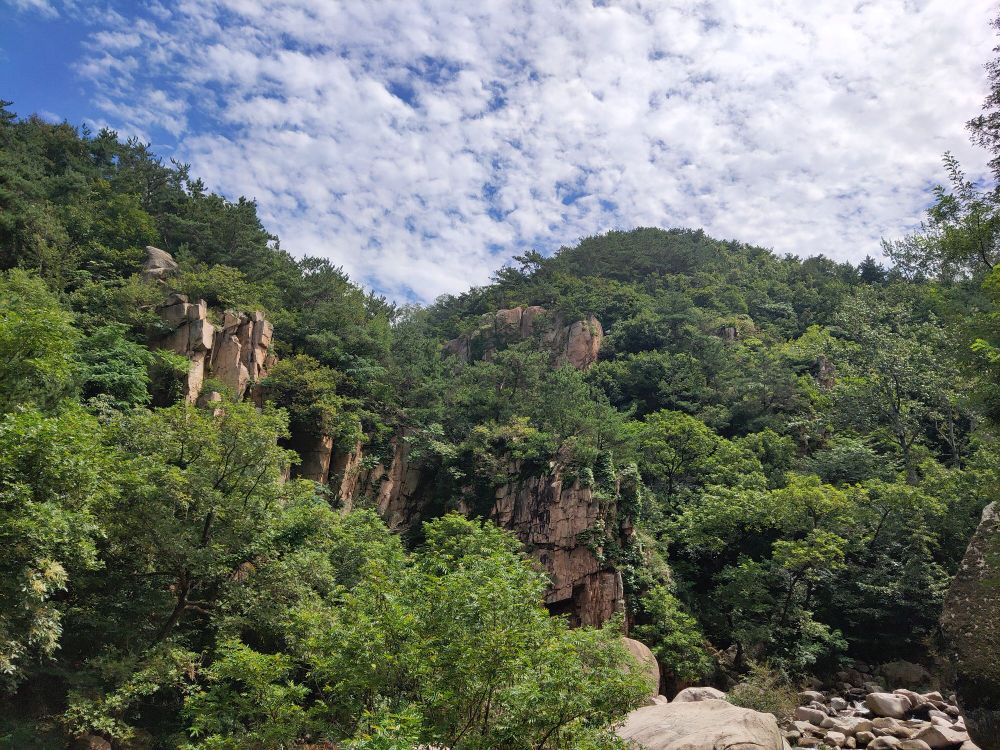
[444,306,604,370]
[941,501,1000,750]
[142,245,178,282]
[155,293,274,403]
[357,435,427,531]
[618,699,784,750]
[488,467,627,627]
[317,435,631,627]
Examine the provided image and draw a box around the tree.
[884,154,1000,279]
[105,399,296,645]
[77,323,153,411]
[631,410,763,512]
[833,288,968,482]
[0,405,108,683]
[0,269,79,412]
[633,585,712,683]
[184,514,649,749]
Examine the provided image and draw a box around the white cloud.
[65,0,999,301]
[5,0,60,17]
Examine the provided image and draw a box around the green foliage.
[183,514,648,749]
[77,323,153,410]
[175,263,278,312]
[634,585,712,682]
[182,640,309,750]
[262,354,361,444]
[727,662,798,718]
[4,84,1000,746]
[0,269,79,412]
[0,404,108,683]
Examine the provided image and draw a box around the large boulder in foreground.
[941,502,1000,750]
[616,698,783,750]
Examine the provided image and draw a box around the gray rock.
[617,698,784,750]
[941,502,1000,750]
[795,706,828,725]
[671,686,727,703]
[142,245,178,281]
[914,726,971,750]
[798,690,826,706]
[867,693,912,720]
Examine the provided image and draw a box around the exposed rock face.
[320,436,630,627]
[941,501,1000,750]
[488,467,627,627]
[362,435,427,532]
[142,245,178,282]
[866,693,911,720]
[617,699,784,750]
[155,293,274,403]
[290,432,335,484]
[559,315,603,369]
[444,306,604,370]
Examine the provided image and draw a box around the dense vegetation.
[3,21,1000,748]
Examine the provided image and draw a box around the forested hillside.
[2,54,1000,749]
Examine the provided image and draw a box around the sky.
[1,0,998,302]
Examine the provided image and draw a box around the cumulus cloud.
[38,0,1000,299]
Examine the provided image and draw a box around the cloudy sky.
[2,0,997,301]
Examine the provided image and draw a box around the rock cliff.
[444,305,604,370]
[486,467,627,626]
[155,292,275,403]
[312,435,632,627]
[941,501,1000,749]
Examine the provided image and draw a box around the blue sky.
[1,0,997,302]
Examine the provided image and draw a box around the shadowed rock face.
[941,501,1000,750]
[488,466,627,627]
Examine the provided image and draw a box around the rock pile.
[784,687,979,750]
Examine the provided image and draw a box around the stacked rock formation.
[941,502,1000,750]
[444,305,603,370]
[156,293,274,402]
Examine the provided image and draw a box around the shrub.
[727,661,797,718]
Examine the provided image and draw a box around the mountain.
[0,103,997,748]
